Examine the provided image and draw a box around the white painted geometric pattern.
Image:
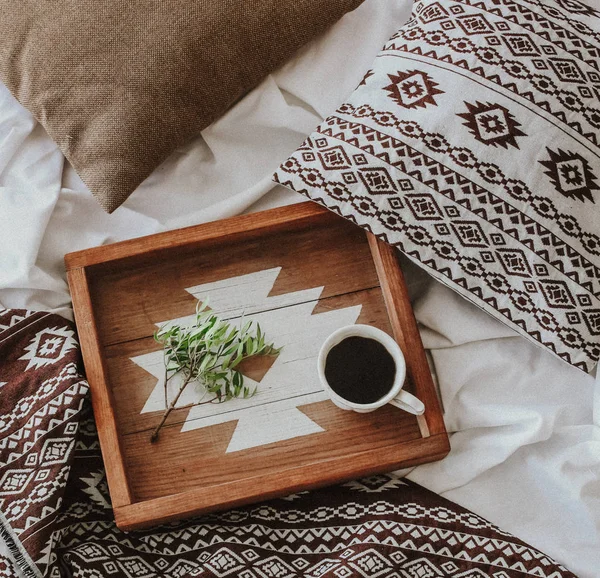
[18,326,78,371]
[132,268,362,452]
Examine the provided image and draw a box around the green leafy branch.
[150,301,281,442]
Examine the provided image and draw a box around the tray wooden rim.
[65,201,449,531]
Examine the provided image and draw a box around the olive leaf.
[150,300,281,442]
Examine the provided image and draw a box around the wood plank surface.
[65,202,336,270]
[114,433,450,531]
[65,268,133,508]
[123,400,422,502]
[88,216,379,346]
[368,235,447,438]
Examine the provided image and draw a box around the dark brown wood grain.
[367,235,447,438]
[65,267,133,508]
[65,201,449,531]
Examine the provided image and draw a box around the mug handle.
[389,390,425,415]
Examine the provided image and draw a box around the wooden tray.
[65,201,449,531]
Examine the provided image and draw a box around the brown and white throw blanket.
[0,308,577,578]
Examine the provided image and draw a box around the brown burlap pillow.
[0,0,362,212]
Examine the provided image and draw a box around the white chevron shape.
[132,268,362,453]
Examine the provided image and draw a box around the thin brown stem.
[163,366,168,409]
[150,373,193,443]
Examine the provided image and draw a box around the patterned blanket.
[0,308,577,578]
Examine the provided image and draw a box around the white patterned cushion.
[274,0,600,373]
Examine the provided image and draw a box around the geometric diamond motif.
[318,146,351,170]
[501,33,539,56]
[18,326,78,371]
[40,437,74,466]
[480,250,495,263]
[205,548,245,577]
[64,421,79,435]
[532,59,549,70]
[548,58,586,83]
[348,548,393,577]
[444,205,460,218]
[456,14,495,35]
[256,556,295,578]
[418,2,449,23]
[342,172,359,184]
[384,69,444,110]
[566,311,581,324]
[588,70,600,83]
[117,556,155,578]
[358,167,398,195]
[24,453,38,467]
[539,147,599,203]
[406,194,443,220]
[458,101,526,149]
[401,557,443,578]
[577,293,593,307]
[291,558,310,571]
[495,248,532,277]
[534,264,549,277]
[555,0,600,16]
[451,221,489,247]
[345,475,408,493]
[390,551,408,565]
[0,469,34,495]
[398,178,414,191]
[490,233,506,246]
[309,560,337,577]
[242,549,260,562]
[34,469,50,481]
[441,561,460,573]
[103,561,120,574]
[108,545,123,556]
[169,560,200,576]
[582,309,600,335]
[539,280,576,309]
[76,543,108,562]
[389,197,405,210]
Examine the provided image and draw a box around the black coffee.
[324,336,396,405]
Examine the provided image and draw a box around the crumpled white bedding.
[0,0,598,575]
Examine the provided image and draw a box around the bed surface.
[0,1,597,575]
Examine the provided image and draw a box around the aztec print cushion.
[0,307,578,577]
[274,0,600,373]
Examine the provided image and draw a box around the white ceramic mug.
[317,324,425,415]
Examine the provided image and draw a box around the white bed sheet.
[0,0,598,575]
